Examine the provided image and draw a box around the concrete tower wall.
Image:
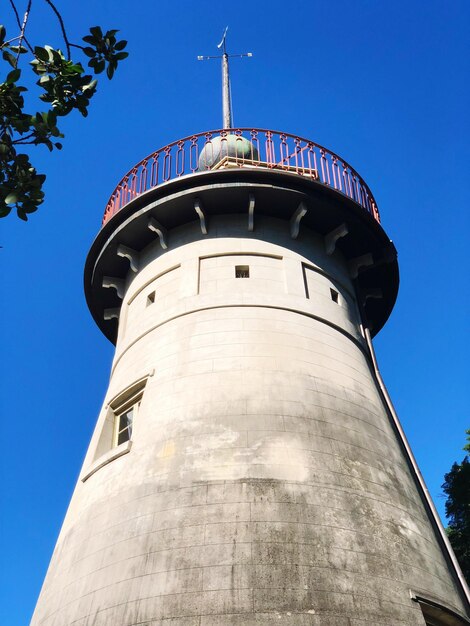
[31,215,467,626]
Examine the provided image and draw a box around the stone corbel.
[290,202,308,239]
[117,244,139,273]
[194,198,208,235]
[362,288,383,306]
[248,193,255,231]
[148,217,168,249]
[104,308,120,321]
[102,276,125,299]
[349,253,374,279]
[325,223,349,255]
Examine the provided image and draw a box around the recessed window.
[84,376,149,481]
[97,378,146,455]
[330,288,339,303]
[412,594,469,626]
[235,265,249,278]
[146,291,155,306]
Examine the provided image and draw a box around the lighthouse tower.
[32,41,470,626]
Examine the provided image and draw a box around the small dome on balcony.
[198,134,259,170]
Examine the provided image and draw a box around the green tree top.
[442,429,470,582]
[0,1,128,220]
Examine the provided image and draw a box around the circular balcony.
[88,128,397,344]
[101,128,380,226]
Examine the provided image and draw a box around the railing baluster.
[360,185,367,210]
[354,176,361,204]
[343,164,351,198]
[332,157,338,190]
[140,161,148,194]
[306,143,313,176]
[250,130,260,166]
[176,141,185,177]
[294,137,301,173]
[265,131,275,166]
[163,147,171,182]
[312,147,318,180]
[203,133,214,171]
[190,136,198,172]
[129,171,136,199]
[279,134,288,169]
[150,157,157,187]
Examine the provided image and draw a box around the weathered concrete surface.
[31,216,468,625]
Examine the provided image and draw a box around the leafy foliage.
[442,429,470,582]
[0,14,128,220]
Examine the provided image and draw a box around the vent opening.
[235,265,249,278]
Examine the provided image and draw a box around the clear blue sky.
[1,1,469,623]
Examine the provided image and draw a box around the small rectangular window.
[235,265,249,278]
[146,291,155,306]
[330,288,339,303]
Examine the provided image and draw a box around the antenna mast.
[198,27,252,129]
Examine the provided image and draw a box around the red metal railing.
[102,128,380,226]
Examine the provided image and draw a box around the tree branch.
[16,0,32,67]
[43,0,71,59]
[7,0,35,54]
[13,132,36,143]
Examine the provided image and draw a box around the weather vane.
[198,27,253,129]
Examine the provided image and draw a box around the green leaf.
[2,50,16,68]
[5,192,18,204]
[10,45,28,54]
[6,68,21,84]
[83,46,96,58]
[34,46,50,62]
[106,64,115,79]
[30,59,47,74]
[114,40,127,51]
[0,25,6,45]
[83,78,97,92]
[51,48,63,64]
[115,51,128,61]
[82,35,96,45]
[17,207,28,221]
[94,59,105,74]
[90,26,103,39]
[69,63,84,73]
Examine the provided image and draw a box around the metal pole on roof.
[197,27,252,130]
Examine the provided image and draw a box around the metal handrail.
[101,128,380,226]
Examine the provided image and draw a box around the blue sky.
[1,1,469,623]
